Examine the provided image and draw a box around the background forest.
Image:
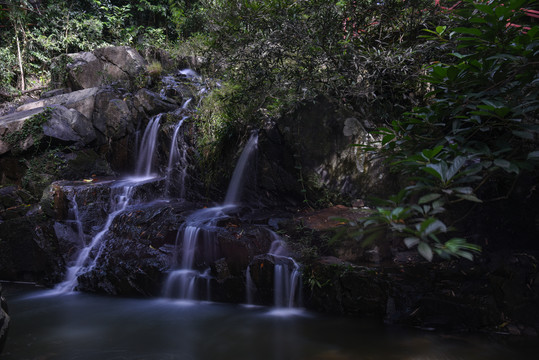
[1,0,538,261]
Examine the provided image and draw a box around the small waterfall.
[163,206,230,301]
[179,69,201,81]
[165,116,187,196]
[55,183,135,293]
[245,265,255,305]
[268,234,301,308]
[246,231,302,308]
[135,113,162,177]
[162,132,259,301]
[224,131,258,205]
[67,192,85,246]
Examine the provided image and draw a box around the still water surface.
[2,284,538,360]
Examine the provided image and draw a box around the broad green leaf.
[447,66,459,81]
[424,162,446,182]
[453,187,473,195]
[494,5,510,18]
[456,194,483,203]
[486,54,519,62]
[446,156,466,182]
[424,219,447,235]
[418,242,433,262]
[453,27,482,36]
[404,237,419,249]
[421,145,444,160]
[512,130,534,140]
[418,193,441,204]
[494,158,511,169]
[472,4,495,15]
[435,26,447,35]
[458,250,474,261]
[382,134,395,145]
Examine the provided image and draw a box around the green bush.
[351,0,539,261]
[0,47,16,91]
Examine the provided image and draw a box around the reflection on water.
[2,284,538,360]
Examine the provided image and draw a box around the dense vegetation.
[1,0,538,261]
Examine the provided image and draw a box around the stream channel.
[2,283,539,360]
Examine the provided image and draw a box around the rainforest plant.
[355,0,539,260]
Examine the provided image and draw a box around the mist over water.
[4,284,538,360]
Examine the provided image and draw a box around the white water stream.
[163,132,259,300]
[54,182,136,293]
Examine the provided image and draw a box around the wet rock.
[72,198,183,296]
[92,88,137,140]
[303,259,388,316]
[0,284,9,355]
[0,210,64,285]
[134,88,178,116]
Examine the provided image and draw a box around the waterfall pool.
[2,284,538,360]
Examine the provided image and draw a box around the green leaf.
[382,134,395,145]
[424,219,447,235]
[512,130,534,140]
[447,66,459,81]
[446,156,466,182]
[404,237,419,249]
[418,242,433,262]
[453,187,474,195]
[424,163,446,182]
[418,193,442,204]
[453,27,482,36]
[456,194,483,203]
[421,145,444,160]
[435,26,447,35]
[494,158,511,169]
[472,3,495,15]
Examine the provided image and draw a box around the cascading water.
[55,107,170,293]
[54,183,135,293]
[163,132,259,300]
[165,116,188,197]
[245,231,302,309]
[224,131,259,205]
[135,113,162,178]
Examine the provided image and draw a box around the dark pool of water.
[2,284,538,360]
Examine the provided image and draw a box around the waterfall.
[244,231,301,308]
[268,234,301,308]
[165,116,187,197]
[245,265,255,305]
[54,183,135,293]
[162,206,229,300]
[224,131,258,205]
[135,113,162,178]
[163,132,259,300]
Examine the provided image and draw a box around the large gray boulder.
[15,87,99,119]
[0,105,96,155]
[0,107,44,154]
[54,46,147,91]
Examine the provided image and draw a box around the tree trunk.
[14,21,25,92]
